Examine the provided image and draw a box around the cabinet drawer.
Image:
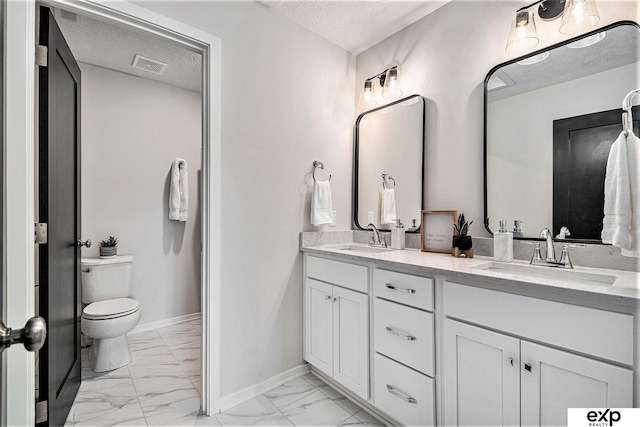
[374,353,435,427]
[306,256,368,293]
[444,282,634,365]
[373,269,434,311]
[374,298,434,376]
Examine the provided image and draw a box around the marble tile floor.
[65,320,384,427]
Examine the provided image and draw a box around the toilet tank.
[81,255,134,304]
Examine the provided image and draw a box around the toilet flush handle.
[76,239,91,248]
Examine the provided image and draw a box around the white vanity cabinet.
[304,256,369,399]
[372,269,436,426]
[443,282,633,427]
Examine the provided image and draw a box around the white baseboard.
[130,312,201,335]
[218,364,311,413]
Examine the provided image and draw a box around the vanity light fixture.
[516,51,550,65]
[358,66,403,108]
[505,0,600,54]
[566,30,605,48]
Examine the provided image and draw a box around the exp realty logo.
[568,409,640,427]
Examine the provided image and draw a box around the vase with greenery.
[453,214,473,250]
[99,236,119,258]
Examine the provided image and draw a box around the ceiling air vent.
[132,54,168,75]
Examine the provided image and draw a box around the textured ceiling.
[488,24,640,102]
[53,8,202,93]
[256,0,451,54]
[53,1,451,91]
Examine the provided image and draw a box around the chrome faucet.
[555,226,571,239]
[522,229,586,269]
[366,223,387,248]
[539,228,557,262]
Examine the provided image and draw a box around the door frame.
[5,0,221,424]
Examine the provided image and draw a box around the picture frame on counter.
[421,210,457,253]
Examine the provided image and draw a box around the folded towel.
[381,188,397,224]
[311,180,333,226]
[602,131,640,257]
[169,158,188,222]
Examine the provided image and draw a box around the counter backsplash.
[300,231,639,272]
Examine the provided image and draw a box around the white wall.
[131,1,355,397]
[488,62,639,235]
[80,63,202,325]
[356,0,638,238]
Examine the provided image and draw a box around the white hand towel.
[169,158,189,222]
[602,131,640,257]
[381,188,397,224]
[311,180,333,226]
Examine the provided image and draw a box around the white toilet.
[81,255,141,372]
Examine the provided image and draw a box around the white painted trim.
[129,312,201,335]
[4,1,37,425]
[218,364,311,413]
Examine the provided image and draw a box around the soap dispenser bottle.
[494,220,513,262]
[513,220,525,238]
[391,219,405,250]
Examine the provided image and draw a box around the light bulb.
[560,0,600,35]
[506,10,539,53]
[358,80,377,108]
[382,68,403,99]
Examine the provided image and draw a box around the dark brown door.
[38,6,82,426]
[553,106,640,240]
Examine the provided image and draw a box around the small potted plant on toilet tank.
[99,236,118,258]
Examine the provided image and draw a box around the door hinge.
[35,45,48,67]
[35,400,48,423]
[35,223,47,244]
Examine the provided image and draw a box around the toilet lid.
[83,298,139,320]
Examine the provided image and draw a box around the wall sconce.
[358,66,403,108]
[506,0,600,54]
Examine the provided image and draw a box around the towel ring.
[382,171,395,189]
[313,160,331,182]
[622,88,640,136]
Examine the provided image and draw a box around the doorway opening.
[32,0,220,424]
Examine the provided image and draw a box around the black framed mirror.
[484,21,640,242]
[353,94,425,232]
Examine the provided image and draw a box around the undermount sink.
[335,244,394,253]
[472,261,617,286]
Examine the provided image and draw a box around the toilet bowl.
[81,255,140,372]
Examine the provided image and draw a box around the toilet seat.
[83,297,139,320]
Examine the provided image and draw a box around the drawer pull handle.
[524,363,532,372]
[386,385,418,404]
[385,326,417,341]
[386,283,416,294]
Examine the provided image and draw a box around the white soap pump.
[494,220,513,262]
[391,219,405,250]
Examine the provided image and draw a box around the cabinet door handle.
[386,385,418,404]
[505,357,514,366]
[385,326,417,341]
[524,363,532,372]
[325,295,332,301]
[386,283,416,294]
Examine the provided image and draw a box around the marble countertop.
[301,242,640,308]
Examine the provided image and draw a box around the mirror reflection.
[354,95,425,231]
[485,22,639,241]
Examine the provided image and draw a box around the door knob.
[76,239,91,248]
[0,316,47,353]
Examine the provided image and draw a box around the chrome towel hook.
[382,171,395,189]
[313,160,331,181]
[622,88,640,136]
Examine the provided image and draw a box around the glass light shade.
[559,0,600,35]
[358,80,377,108]
[517,51,550,65]
[381,68,403,99]
[505,10,540,53]
[566,31,605,48]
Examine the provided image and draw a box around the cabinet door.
[443,319,520,426]
[304,278,333,377]
[332,285,369,399]
[521,341,633,426]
